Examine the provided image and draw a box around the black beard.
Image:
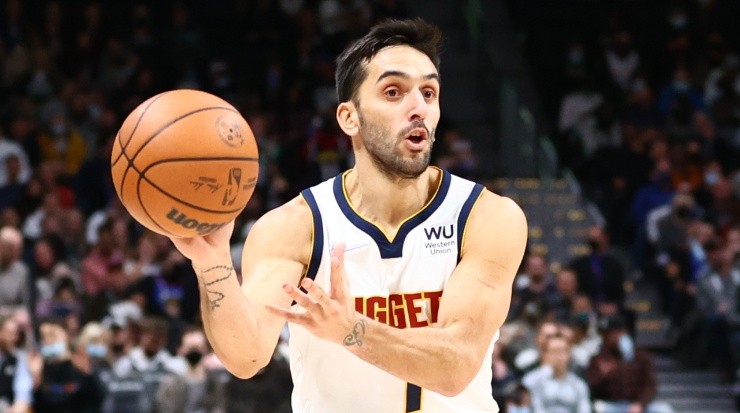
[358,112,434,181]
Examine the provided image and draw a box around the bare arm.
[171,197,312,378]
[269,191,527,396]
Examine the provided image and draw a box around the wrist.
[191,251,234,271]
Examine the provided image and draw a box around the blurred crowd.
[0,0,738,413]
[497,0,740,412]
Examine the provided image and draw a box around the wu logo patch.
[422,224,455,255]
[423,225,454,240]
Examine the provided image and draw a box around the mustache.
[397,120,432,140]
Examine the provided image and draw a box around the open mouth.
[405,128,428,143]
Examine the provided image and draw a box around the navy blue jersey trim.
[333,170,451,259]
[457,183,485,262]
[300,189,323,281]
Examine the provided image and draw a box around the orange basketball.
[111,89,259,238]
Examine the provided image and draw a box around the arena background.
[0,0,738,412]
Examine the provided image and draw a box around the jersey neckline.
[332,168,451,258]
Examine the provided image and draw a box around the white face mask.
[618,333,635,361]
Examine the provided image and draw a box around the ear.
[336,101,359,137]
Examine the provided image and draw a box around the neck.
[344,164,439,239]
[553,366,567,378]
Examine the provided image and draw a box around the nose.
[406,89,428,121]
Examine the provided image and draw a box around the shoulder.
[468,189,527,228]
[461,189,527,259]
[250,196,313,238]
[243,195,314,265]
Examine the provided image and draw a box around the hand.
[627,402,643,413]
[70,350,91,374]
[169,221,235,265]
[27,350,43,381]
[265,243,361,345]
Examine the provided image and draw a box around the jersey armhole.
[456,183,485,262]
[300,189,324,282]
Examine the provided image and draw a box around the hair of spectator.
[334,18,443,104]
[541,331,571,353]
[139,316,169,338]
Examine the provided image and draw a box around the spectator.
[550,268,580,322]
[29,318,103,413]
[0,313,33,413]
[510,254,559,320]
[0,155,27,211]
[80,219,125,298]
[490,340,519,407]
[36,111,87,177]
[222,345,292,413]
[155,326,222,413]
[695,239,739,381]
[514,319,561,374]
[585,315,673,413]
[603,30,641,91]
[523,333,592,413]
[568,226,626,318]
[0,227,30,310]
[0,129,31,187]
[112,316,187,413]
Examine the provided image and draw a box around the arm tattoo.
[200,265,233,310]
[343,319,368,347]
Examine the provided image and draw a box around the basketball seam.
[111,91,166,168]
[137,157,258,214]
[136,172,180,237]
[115,92,168,204]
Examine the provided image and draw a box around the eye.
[384,87,401,98]
[422,88,437,100]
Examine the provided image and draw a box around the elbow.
[219,353,271,380]
[435,375,474,397]
[434,363,478,397]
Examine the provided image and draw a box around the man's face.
[542,336,570,371]
[353,45,440,179]
[556,270,577,296]
[40,323,67,346]
[179,331,208,356]
[525,255,548,280]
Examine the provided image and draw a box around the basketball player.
[169,18,527,412]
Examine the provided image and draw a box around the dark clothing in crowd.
[34,360,104,413]
[585,348,657,407]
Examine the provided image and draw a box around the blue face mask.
[40,342,66,359]
[618,333,635,361]
[86,343,108,359]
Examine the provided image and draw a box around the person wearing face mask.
[156,327,222,413]
[585,316,673,413]
[567,226,626,318]
[29,318,104,413]
[75,322,115,401]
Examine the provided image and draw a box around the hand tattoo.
[343,319,368,347]
[201,265,233,310]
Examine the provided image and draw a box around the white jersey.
[289,168,499,413]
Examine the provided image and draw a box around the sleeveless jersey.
[289,168,500,413]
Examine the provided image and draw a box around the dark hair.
[335,18,442,103]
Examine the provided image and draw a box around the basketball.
[111,89,259,238]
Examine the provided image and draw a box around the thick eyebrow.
[376,70,440,85]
